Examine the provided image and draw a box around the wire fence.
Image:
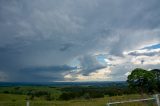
[107,94,160,106]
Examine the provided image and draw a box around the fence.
[107,94,160,106]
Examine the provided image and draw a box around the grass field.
[0,93,157,106]
[0,86,62,100]
[0,85,158,106]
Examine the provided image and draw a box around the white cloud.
[64,67,111,81]
[125,72,131,76]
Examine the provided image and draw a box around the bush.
[82,93,90,99]
[89,91,104,98]
[3,91,9,94]
[59,92,75,100]
[27,90,52,100]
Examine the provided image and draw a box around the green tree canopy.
[151,69,160,91]
[151,69,160,81]
[127,68,156,94]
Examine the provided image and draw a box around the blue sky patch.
[142,43,160,50]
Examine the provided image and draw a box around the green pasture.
[0,93,157,106]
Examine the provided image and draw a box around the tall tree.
[127,68,156,94]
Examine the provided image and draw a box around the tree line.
[1,68,160,100]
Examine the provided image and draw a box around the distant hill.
[0,81,126,87]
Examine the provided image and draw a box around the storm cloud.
[0,0,160,82]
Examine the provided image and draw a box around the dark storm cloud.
[59,43,74,51]
[0,0,160,81]
[9,65,77,82]
[78,55,106,76]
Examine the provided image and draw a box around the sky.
[0,0,160,82]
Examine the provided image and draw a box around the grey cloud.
[59,43,74,51]
[9,65,77,82]
[78,55,106,75]
[0,0,160,81]
[128,51,160,56]
[128,49,160,56]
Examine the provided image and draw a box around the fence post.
[154,94,160,106]
[26,100,30,106]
